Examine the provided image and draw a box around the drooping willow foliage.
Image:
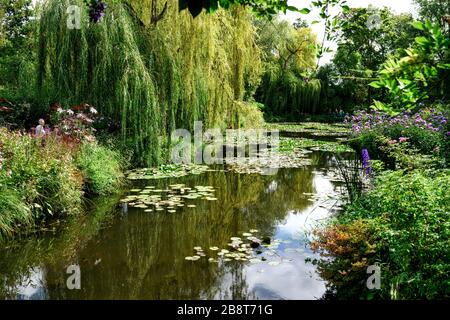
[258,69,322,117]
[253,18,322,119]
[37,0,262,166]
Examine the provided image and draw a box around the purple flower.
[361,149,372,175]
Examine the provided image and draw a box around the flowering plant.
[347,109,448,135]
[347,108,449,167]
[85,0,107,23]
[51,103,98,143]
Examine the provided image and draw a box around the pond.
[0,151,346,300]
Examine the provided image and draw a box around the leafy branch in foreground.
[178,0,301,18]
[369,21,450,115]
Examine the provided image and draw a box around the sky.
[284,0,418,65]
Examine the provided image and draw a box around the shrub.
[312,170,450,299]
[75,142,123,195]
[348,109,449,166]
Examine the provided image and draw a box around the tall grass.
[75,142,124,195]
[0,127,124,240]
[0,186,32,241]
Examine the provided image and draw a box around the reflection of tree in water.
[0,194,121,299]
[1,158,322,299]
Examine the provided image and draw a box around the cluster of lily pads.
[278,137,353,153]
[126,164,211,180]
[120,184,217,212]
[185,230,293,266]
[224,149,311,174]
[265,122,350,135]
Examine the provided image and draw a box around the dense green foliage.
[178,0,298,18]
[0,0,36,99]
[37,0,263,166]
[317,7,419,112]
[254,17,322,119]
[312,170,450,299]
[370,21,450,114]
[75,142,124,195]
[0,128,124,240]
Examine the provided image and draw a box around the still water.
[0,152,344,300]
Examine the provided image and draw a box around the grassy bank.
[0,127,124,240]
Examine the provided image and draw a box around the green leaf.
[369,81,383,89]
[299,8,311,14]
[411,21,424,30]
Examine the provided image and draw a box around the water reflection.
[0,152,343,300]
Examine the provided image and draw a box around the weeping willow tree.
[37,0,262,166]
[254,16,323,118]
[260,69,322,116]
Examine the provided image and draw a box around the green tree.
[414,0,450,34]
[254,18,322,118]
[318,6,420,110]
[178,0,299,18]
[0,0,34,92]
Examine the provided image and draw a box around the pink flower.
[399,137,409,143]
[388,140,397,145]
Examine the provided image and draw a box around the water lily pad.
[249,258,261,264]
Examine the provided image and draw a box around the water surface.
[0,152,343,300]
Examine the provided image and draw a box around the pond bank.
[0,128,124,240]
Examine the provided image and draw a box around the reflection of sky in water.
[3,157,342,300]
[215,172,336,300]
[13,267,48,300]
